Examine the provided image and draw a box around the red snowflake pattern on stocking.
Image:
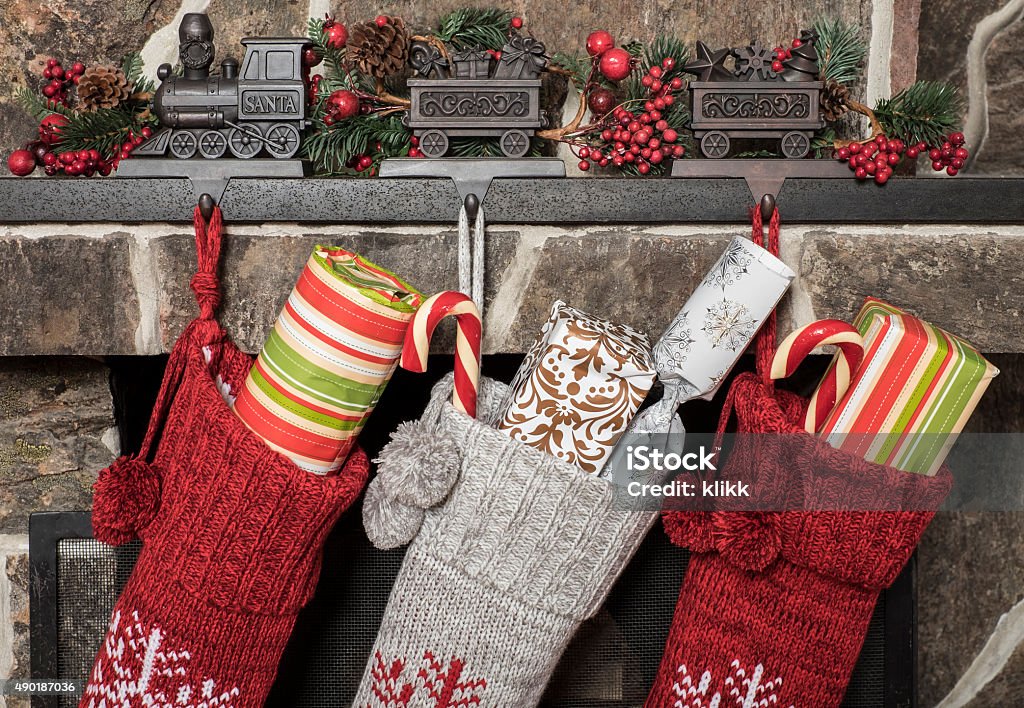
[366,651,487,708]
[417,651,487,707]
[671,660,793,708]
[82,609,240,707]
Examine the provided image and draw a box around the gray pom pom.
[362,476,425,550]
[376,420,460,508]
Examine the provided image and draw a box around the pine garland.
[303,113,411,174]
[812,17,866,85]
[873,80,962,147]
[435,8,512,50]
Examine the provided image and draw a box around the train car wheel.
[781,131,811,159]
[229,126,263,159]
[198,130,228,159]
[265,124,301,159]
[700,131,730,159]
[500,130,530,158]
[168,131,198,159]
[419,130,449,158]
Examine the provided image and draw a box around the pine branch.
[302,113,411,175]
[57,108,139,157]
[873,80,962,146]
[625,35,688,102]
[14,87,71,121]
[435,8,512,50]
[121,51,154,94]
[812,17,867,85]
[550,52,590,89]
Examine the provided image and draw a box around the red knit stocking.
[81,207,368,708]
[645,208,951,708]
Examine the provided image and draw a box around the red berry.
[46,58,58,68]
[375,15,389,27]
[848,142,862,154]
[792,38,803,48]
[587,87,616,116]
[141,126,153,138]
[663,57,675,70]
[946,166,959,176]
[623,151,635,163]
[627,120,641,133]
[669,77,683,90]
[42,152,57,166]
[649,150,663,164]
[586,30,615,57]
[672,145,685,157]
[650,79,662,92]
[71,62,85,75]
[864,161,876,174]
[637,160,651,174]
[599,158,609,167]
[579,146,590,159]
[916,141,927,151]
[906,147,919,158]
[649,65,662,79]
[358,155,373,169]
[324,22,348,49]
[38,113,68,145]
[601,129,613,141]
[955,147,968,160]
[6,149,36,176]
[662,128,677,143]
[932,161,943,171]
[578,159,590,171]
[511,16,523,29]
[772,61,784,72]
[876,134,888,146]
[951,158,965,169]
[875,172,889,185]
[302,48,322,67]
[641,75,653,88]
[950,132,965,146]
[599,47,632,82]
[328,89,360,119]
[929,148,941,160]
[43,68,52,79]
[663,94,675,106]
[51,65,64,80]
[887,153,900,166]
[42,85,57,98]
[855,166,867,180]
[836,147,850,160]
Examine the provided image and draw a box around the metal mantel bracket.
[671,158,852,219]
[116,158,309,206]
[379,157,565,220]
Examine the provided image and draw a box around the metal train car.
[135,13,310,160]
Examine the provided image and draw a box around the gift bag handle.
[137,202,226,460]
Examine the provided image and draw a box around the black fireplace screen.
[29,510,911,707]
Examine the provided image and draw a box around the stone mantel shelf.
[0,176,1021,224]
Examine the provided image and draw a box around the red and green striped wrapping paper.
[817,297,998,476]
[233,246,421,474]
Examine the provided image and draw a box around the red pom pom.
[713,512,782,571]
[92,456,162,546]
[663,512,716,552]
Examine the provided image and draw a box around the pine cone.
[77,65,130,112]
[349,16,411,79]
[821,79,850,122]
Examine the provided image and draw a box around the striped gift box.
[817,298,998,476]
[234,246,421,474]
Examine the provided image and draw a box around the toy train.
[135,13,309,160]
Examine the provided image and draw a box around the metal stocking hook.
[759,193,777,221]
[198,193,217,221]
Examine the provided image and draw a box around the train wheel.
[168,131,198,159]
[198,130,227,159]
[700,131,730,159]
[419,130,448,158]
[265,124,301,159]
[781,131,811,159]
[229,125,263,159]
[500,129,530,158]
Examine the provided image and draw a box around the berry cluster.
[834,134,904,184]
[927,132,968,176]
[770,38,803,73]
[578,58,685,173]
[41,57,85,106]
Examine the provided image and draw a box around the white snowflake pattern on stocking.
[671,660,793,708]
[82,609,241,708]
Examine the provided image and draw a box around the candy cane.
[401,291,482,419]
[771,319,866,434]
